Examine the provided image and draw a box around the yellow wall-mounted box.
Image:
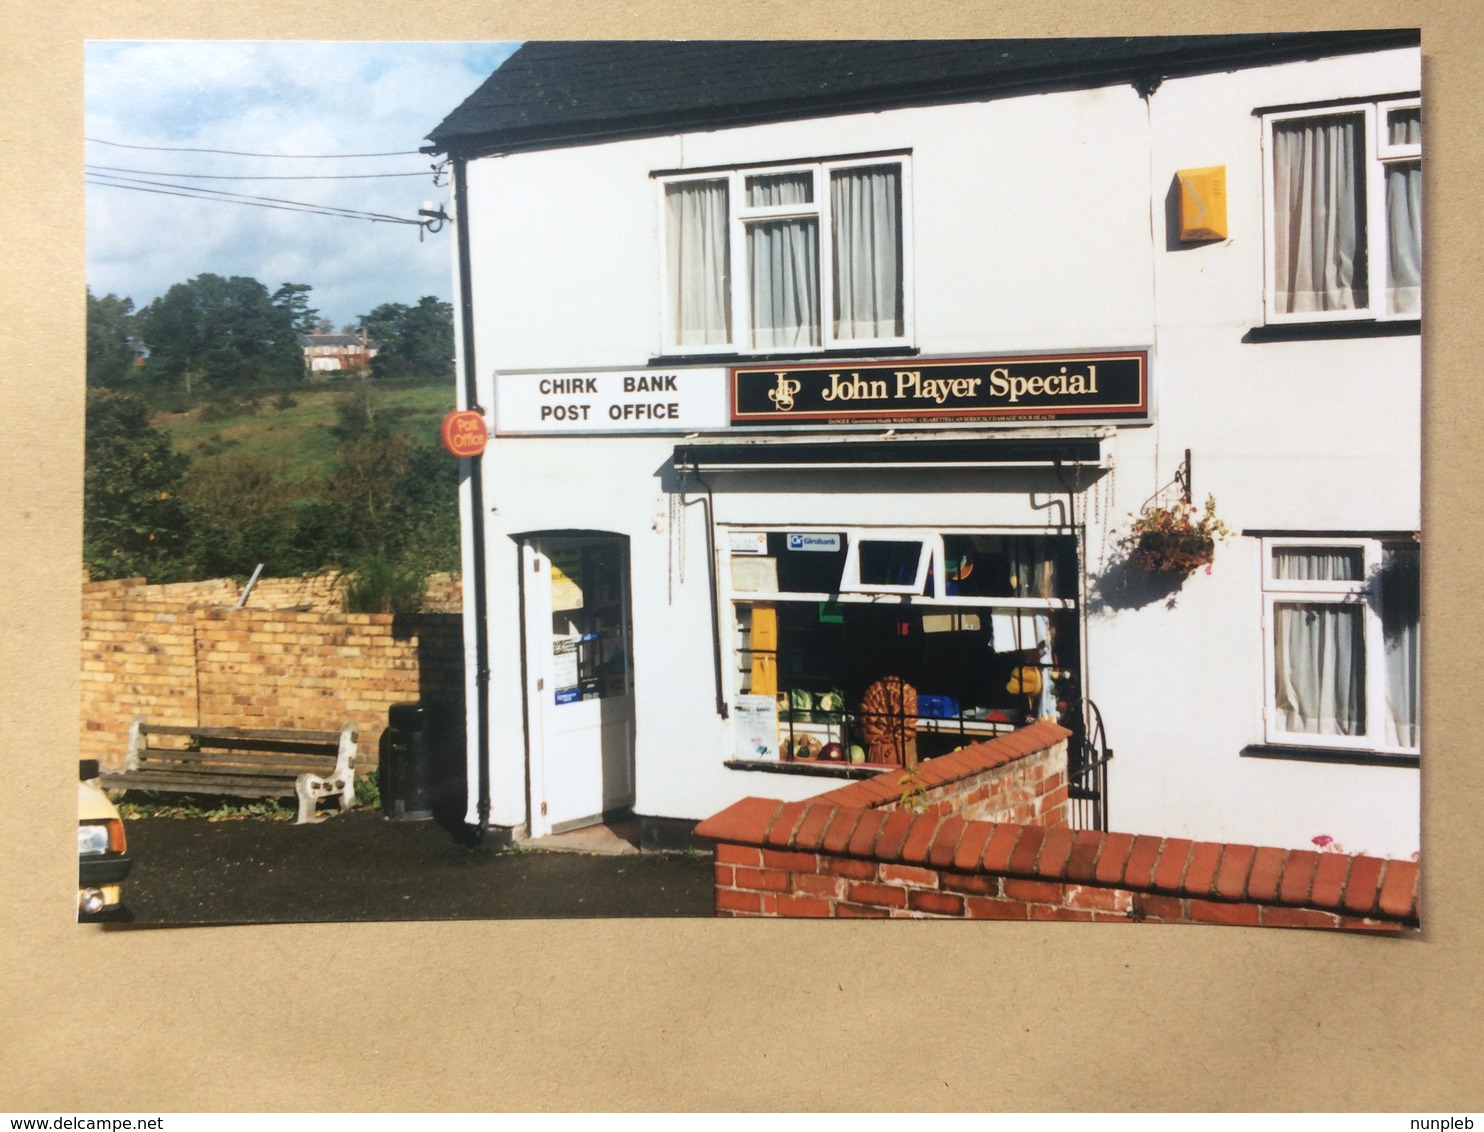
[1178,165,1227,241]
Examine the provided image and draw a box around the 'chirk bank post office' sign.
[731,351,1148,427]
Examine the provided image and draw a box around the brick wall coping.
[695,721,1419,925]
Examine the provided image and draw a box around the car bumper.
[78,852,131,919]
[79,852,132,887]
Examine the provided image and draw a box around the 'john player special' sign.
[731,351,1148,427]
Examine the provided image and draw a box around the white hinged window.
[659,155,912,355]
[1261,536,1419,755]
[1262,98,1422,324]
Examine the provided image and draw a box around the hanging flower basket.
[1128,494,1231,577]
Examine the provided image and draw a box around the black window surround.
[1240,744,1419,769]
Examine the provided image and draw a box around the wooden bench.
[101,718,358,824]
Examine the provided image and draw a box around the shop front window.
[729,529,1080,767]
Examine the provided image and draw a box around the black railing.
[1068,698,1112,832]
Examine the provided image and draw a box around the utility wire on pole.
[86,173,427,226]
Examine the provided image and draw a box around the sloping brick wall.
[79,583,465,770]
[809,722,1070,826]
[695,724,1420,932]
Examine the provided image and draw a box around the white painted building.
[426,35,1421,857]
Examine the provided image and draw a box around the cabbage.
[790,688,814,713]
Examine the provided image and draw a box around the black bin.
[380,701,435,821]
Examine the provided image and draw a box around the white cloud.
[85,41,518,327]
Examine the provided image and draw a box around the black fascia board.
[426,31,1420,160]
[673,437,1104,470]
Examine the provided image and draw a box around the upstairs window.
[1263,99,1421,323]
[661,157,911,354]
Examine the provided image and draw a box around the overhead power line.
[86,162,434,181]
[86,173,424,226]
[87,136,424,159]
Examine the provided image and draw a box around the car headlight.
[78,819,125,856]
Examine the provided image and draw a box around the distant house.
[298,331,378,374]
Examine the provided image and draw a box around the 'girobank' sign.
[731,351,1147,427]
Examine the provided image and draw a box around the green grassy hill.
[154,381,457,480]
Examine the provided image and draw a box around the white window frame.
[724,525,1076,611]
[1261,97,1422,325]
[839,531,938,596]
[657,155,914,356]
[1260,536,1419,756]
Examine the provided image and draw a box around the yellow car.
[78,759,131,920]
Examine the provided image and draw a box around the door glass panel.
[549,543,631,703]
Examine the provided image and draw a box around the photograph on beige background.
[80,34,1422,931]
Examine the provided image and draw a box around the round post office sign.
[441,409,488,457]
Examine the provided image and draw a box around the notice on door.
[495,368,729,435]
[549,547,584,612]
[552,637,580,705]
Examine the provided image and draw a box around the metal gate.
[1068,699,1112,832]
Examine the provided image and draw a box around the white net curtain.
[665,179,731,347]
[831,164,903,340]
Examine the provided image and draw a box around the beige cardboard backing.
[3,2,1481,1113]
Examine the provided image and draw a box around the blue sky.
[85,41,519,329]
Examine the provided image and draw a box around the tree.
[176,452,316,579]
[270,282,321,336]
[83,390,190,581]
[357,296,455,381]
[135,273,303,394]
[86,288,138,388]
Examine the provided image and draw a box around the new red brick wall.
[695,723,1420,932]
[809,722,1070,827]
[79,583,465,770]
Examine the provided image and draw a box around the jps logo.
[767,371,802,412]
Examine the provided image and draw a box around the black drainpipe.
[453,154,492,842]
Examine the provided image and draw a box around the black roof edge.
[426,30,1420,159]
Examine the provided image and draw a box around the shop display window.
[729,528,1081,767]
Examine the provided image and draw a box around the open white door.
[521,536,635,837]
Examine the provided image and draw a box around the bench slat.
[138,744,341,759]
[145,725,351,744]
[137,750,338,772]
[101,773,322,797]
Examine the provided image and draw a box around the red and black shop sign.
[730,351,1148,427]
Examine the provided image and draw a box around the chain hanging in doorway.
[667,489,689,605]
[1092,459,1117,577]
[667,491,679,604]
[678,488,687,585]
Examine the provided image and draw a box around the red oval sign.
[441,409,488,457]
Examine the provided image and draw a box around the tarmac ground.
[107,808,717,925]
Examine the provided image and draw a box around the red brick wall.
[809,723,1070,826]
[696,724,1420,932]
[79,585,465,769]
